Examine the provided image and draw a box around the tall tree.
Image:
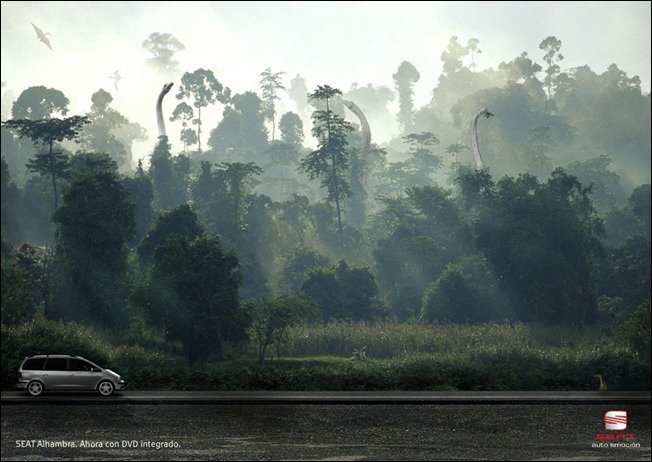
[211,162,263,242]
[1,263,37,324]
[6,87,71,182]
[553,63,649,185]
[246,293,314,364]
[629,184,651,226]
[301,260,381,321]
[142,33,185,75]
[169,101,197,152]
[51,170,135,327]
[148,137,186,209]
[379,132,441,195]
[276,195,311,248]
[440,36,469,76]
[474,169,604,325]
[121,164,155,243]
[134,234,246,362]
[208,91,268,163]
[175,68,230,153]
[138,204,203,262]
[3,116,90,210]
[392,61,420,133]
[190,160,215,215]
[288,74,309,116]
[370,185,472,318]
[1,157,21,242]
[499,52,543,85]
[68,151,117,179]
[260,141,302,200]
[81,89,145,171]
[446,143,469,165]
[422,256,509,323]
[403,131,441,177]
[344,83,395,115]
[299,85,354,243]
[565,156,625,213]
[279,111,304,148]
[539,36,564,98]
[11,86,69,120]
[53,171,134,272]
[522,126,556,177]
[259,67,286,141]
[275,247,330,292]
[466,38,482,72]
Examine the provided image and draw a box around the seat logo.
[604,411,627,431]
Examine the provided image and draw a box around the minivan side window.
[44,358,67,371]
[69,359,94,372]
[22,358,46,370]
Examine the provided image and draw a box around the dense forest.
[1,33,650,390]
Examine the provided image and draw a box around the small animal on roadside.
[593,374,607,392]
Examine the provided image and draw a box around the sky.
[1,1,650,163]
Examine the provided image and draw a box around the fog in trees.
[1,2,650,390]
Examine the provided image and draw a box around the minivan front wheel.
[27,380,44,396]
[97,380,115,396]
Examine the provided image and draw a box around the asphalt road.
[1,394,650,460]
[2,390,650,404]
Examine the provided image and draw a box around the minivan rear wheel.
[98,380,115,396]
[27,380,44,396]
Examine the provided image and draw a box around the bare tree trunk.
[325,98,344,244]
[259,343,267,365]
[48,141,58,210]
[232,183,240,242]
[52,171,58,211]
[335,194,343,243]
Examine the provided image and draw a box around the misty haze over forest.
[1,2,650,392]
[2,2,651,165]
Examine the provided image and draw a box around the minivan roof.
[24,355,86,359]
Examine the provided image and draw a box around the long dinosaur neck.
[156,83,173,138]
[343,100,371,187]
[471,110,485,170]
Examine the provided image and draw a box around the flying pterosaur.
[30,22,52,51]
[109,70,122,92]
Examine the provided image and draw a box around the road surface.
[1,392,650,460]
[2,390,649,404]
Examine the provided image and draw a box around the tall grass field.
[2,318,649,391]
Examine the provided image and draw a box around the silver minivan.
[16,355,125,396]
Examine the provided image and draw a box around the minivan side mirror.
[91,367,101,372]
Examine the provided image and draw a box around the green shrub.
[273,247,330,293]
[2,318,649,391]
[1,316,111,387]
[621,300,651,364]
[421,257,511,323]
[111,353,650,391]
